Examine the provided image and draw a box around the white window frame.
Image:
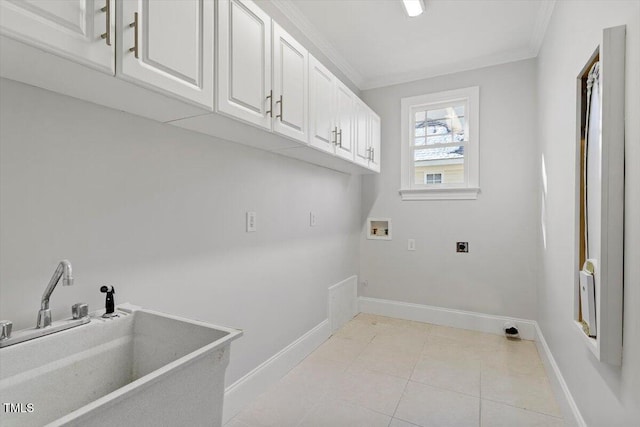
[399,86,480,200]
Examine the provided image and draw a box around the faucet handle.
[72,303,89,319]
[0,320,12,340]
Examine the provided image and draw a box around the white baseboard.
[534,324,586,427]
[328,275,358,333]
[358,296,537,340]
[222,319,331,424]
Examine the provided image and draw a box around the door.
[272,23,308,143]
[353,99,370,167]
[218,0,271,129]
[118,0,214,110]
[0,0,115,74]
[368,110,381,172]
[335,81,354,160]
[308,55,336,154]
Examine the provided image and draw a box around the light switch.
[246,211,256,232]
[408,239,416,251]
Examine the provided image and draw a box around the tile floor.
[226,313,564,427]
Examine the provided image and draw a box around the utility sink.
[0,305,242,427]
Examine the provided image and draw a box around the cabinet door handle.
[100,1,111,46]
[337,129,342,147]
[129,12,139,58]
[266,90,273,117]
[332,127,337,145]
[366,147,372,160]
[370,147,375,162]
[275,95,283,121]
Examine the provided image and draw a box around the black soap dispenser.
[100,285,117,318]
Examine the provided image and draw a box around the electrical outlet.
[456,242,469,253]
[310,212,317,227]
[246,211,256,232]
[408,239,416,251]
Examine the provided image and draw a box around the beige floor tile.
[234,380,319,427]
[351,341,421,379]
[421,334,483,362]
[481,369,562,417]
[306,336,369,364]
[332,319,378,342]
[235,316,563,427]
[430,324,519,352]
[481,399,565,426]
[298,399,391,427]
[411,353,481,396]
[481,341,545,377]
[395,381,480,427]
[389,418,422,427]
[331,364,408,415]
[371,327,429,353]
[283,356,350,395]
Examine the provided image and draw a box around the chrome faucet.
[37,259,74,328]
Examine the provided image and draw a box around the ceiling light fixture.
[402,0,425,17]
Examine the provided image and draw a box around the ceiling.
[270,0,556,90]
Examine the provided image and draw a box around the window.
[399,87,479,200]
[424,173,442,184]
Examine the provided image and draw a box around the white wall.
[359,59,539,320]
[0,78,361,386]
[536,1,640,425]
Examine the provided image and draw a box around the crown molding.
[529,0,557,56]
[268,0,365,89]
[269,0,556,92]
[360,47,537,90]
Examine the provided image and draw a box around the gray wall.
[0,78,361,386]
[536,1,640,425]
[359,59,539,320]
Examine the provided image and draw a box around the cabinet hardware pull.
[275,95,283,121]
[266,90,273,117]
[129,12,139,58]
[337,129,342,147]
[100,1,111,46]
[332,127,338,145]
[366,146,372,161]
[370,147,375,162]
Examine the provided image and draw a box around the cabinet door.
[308,55,336,153]
[0,0,115,74]
[353,99,370,167]
[218,0,271,129]
[368,110,381,172]
[335,81,355,161]
[272,23,308,143]
[118,0,214,110]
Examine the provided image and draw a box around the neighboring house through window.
[399,86,480,200]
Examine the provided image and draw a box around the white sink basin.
[0,306,242,427]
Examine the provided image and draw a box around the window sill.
[399,187,480,201]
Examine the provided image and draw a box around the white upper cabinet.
[353,97,381,171]
[309,54,359,162]
[0,0,115,74]
[218,0,272,129]
[335,81,355,161]
[354,98,371,168]
[117,0,214,110]
[309,55,336,153]
[272,23,308,143]
[0,0,380,173]
[368,111,381,172]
